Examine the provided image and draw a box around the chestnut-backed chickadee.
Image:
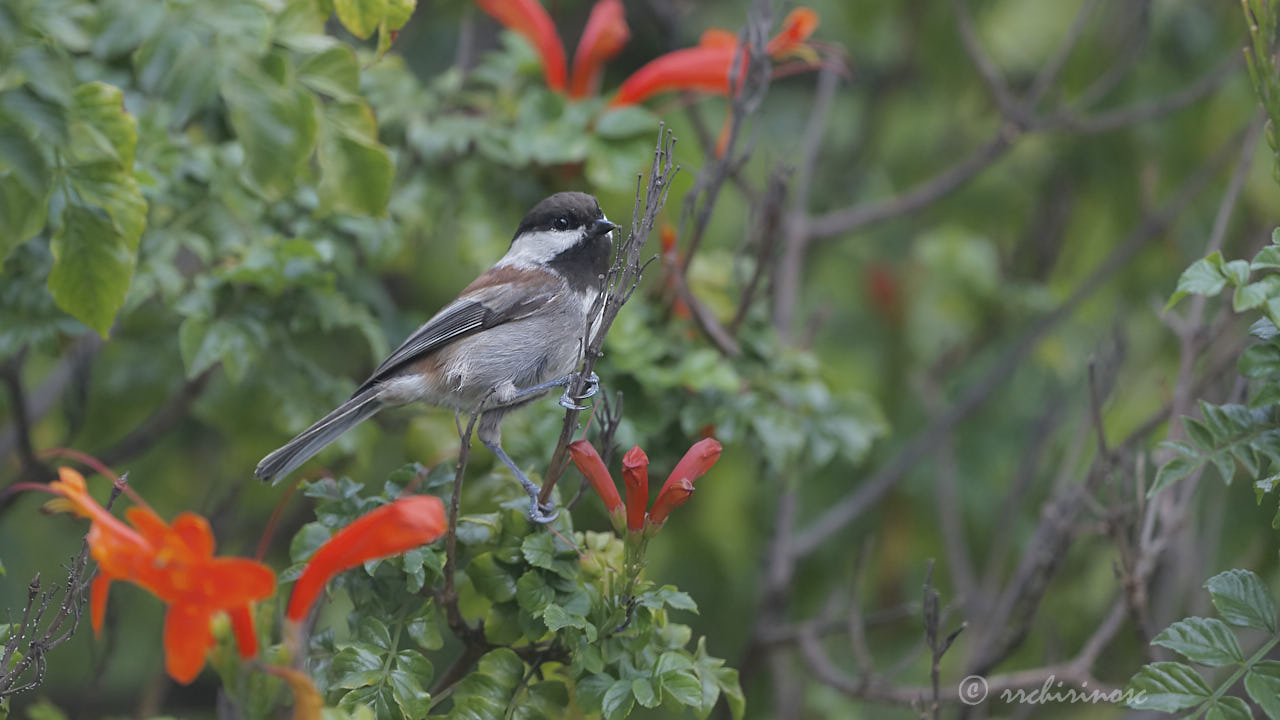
[254,192,617,523]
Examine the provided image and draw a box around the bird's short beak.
[591,219,618,237]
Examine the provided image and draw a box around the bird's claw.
[528,498,559,524]
[557,372,600,410]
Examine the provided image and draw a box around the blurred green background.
[3,0,1279,717]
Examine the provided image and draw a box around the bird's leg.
[481,437,559,524]
[505,372,600,410]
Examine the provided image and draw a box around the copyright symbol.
[958,675,988,705]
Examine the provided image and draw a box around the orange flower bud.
[569,439,624,514]
[621,445,649,532]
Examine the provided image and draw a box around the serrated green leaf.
[1152,617,1244,667]
[1207,569,1278,632]
[1124,662,1211,712]
[338,685,395,719]
[1246,661,1280,720]
[384,0,416,29]
[1242,342,1280,379]
[516,571,554,615]
[521,532,559,570]
[541,603,588,633]
[1206,697,1252,720]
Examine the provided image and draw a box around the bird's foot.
[518,475,559,524]
[558,371,600,410]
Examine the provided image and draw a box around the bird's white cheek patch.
[498,229,583,268]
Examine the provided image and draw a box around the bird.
[254,191,617,523]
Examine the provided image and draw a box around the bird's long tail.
[254,391,383,483]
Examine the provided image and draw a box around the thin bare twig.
[791,124,1248,558]
[537,126,678,506]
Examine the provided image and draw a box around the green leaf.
[338,685,395,719]
[222,59,318,200]
[541,603,588,633]
[1152,617,1244,667]
[177,315,267,382]
[443,648,524,720]
[331,646,384,689]
[1206,569,1278,632]
[1206,697,1252,720]
[516,571,554,615]
[319,103,393,216]
[575,673,614,714]
[384,0,416,29]
[632,677,658,708]
[1241,342,1280,379]
[48,203,137,336]
[1255,245,1280,270]
[407,601,443,650]
[1167,252,1227,309]
[602,679,635,720]
[595,106,660,139]
[521,532,559,570]
[1237,275,1280,311]
[0,173,47,263]
[1124,662,1211,712]
[1245,660,1280,720]
[299,45,361,100]
[660,670,704,707]
[467,553,517,603]
[389,650,432,718]
[334,0,387,39]
[1224,259,1252,287]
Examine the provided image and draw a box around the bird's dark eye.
[553,217,570,231]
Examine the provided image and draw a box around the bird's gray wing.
[352,275,563,396]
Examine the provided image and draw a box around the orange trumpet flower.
[46,468,275,684]
[611,8,820,107]
[285,495,447,622]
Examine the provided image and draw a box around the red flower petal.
[474,0,568,92]
[611,44,742,106]
[90,574,111,635]
[648,477,693,524]
[286,496,447,621]
[570,0,630,98]
[229,605,258,659]
[766,8,819,56]
[621,445,648,532]
[568,439,624,514]
[164,603,214,685]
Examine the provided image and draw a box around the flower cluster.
[473,0,821,106]
[37,467,446,686]
[569,437,722,536]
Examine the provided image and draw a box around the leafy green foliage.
[276,466,741,719]
[1154,231,1280,516]
[1126,570,1280,717]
